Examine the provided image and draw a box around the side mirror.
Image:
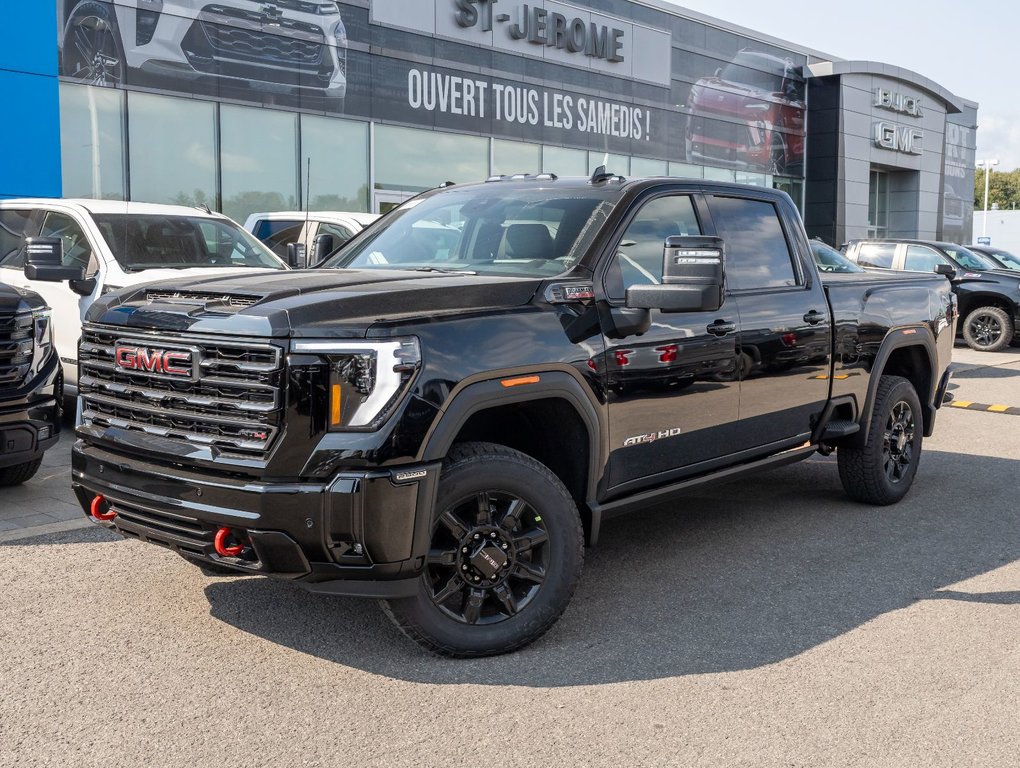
[24,237,86,282]
[934,264,956,279]
[626,236,725,313]
[286,242,306,269]
[312,233,336,264]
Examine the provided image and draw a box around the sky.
[662,0,1019,170]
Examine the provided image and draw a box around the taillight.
[656,345,678,364]
[614,349,634,367]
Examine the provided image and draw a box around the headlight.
[33,310,52,352]
[332,18,348,47]
[292,338,421,430]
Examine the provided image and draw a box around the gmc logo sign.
[114,344,196,378]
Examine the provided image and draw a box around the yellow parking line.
[950,401,972,407]
[947,400,1020,416]
[987,404,1010,412]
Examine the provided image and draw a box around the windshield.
[324,186,617,278]
[942,245,997,272]
[811,240,863,273]
[93,214,286,271]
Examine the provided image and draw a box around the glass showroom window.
[704,166,737,182]
[868,169,889,238]
[589,152,630,176]
[669,162,705,179]
[220,104,299,224]
[128,92,216,208]
[59,83,125,200]
[631,157,668,177]
[375,125,488,192]
[492,140,542,176]
[543,146,587,177]
[301,115,370,212]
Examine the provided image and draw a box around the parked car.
[685,50,805,175]
[245,211,380,267]
[0,281,61,486]
[58,0,348,110]
[811,238,864,273]
[0,200,288,399]
[968,244,1020,271]
[74,176,954,657]
[843,239,1019,351]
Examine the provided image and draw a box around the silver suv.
[58,0,348,109]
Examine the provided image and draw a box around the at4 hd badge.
[623,427,682,447]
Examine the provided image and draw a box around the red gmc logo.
[114,345,194,378]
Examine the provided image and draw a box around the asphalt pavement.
[1,344,1018,767]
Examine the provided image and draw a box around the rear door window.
[855,243,897,269]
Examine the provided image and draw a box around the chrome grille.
[78,327,284,457]
[0,312,33,389]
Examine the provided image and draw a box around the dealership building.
[1,0,978,245]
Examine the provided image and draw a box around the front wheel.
[381,442,584,657]
[962,306,1013,352]
[63,1,125,86]
[0,458,42,487]
[837,375,922,505]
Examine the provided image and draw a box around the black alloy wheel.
[64,2,124,87]
[381,442,584,657]
[838,375,923,505]
[962,306,1013,352]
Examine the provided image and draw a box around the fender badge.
[394,470,427,482]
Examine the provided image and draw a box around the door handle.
[803,310,825,325]
[707,320,736,336]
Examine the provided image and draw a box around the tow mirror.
[312,233,336,264]
[24,237,86,282]
[285,242,306,269]
[626,236,725,313]
[934,264,956,279]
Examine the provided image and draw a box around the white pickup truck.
[0,199,288,397]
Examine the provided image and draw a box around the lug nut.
[462,565,468,570]
[490,532,497,538]
[462,547,468,553]
[473,534,480,540]
[501,543,508,550]
[474,576,480,582]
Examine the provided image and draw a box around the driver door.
[599,191,741,493]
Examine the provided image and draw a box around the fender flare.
[420,368,605,514]
[855,328,938,446]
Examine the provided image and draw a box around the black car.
[0,281,61,485]
[73,177,954,657]
[969,244,1020,271]
[844,239,1020,352]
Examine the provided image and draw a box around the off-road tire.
[381,442,584,657]
[838,375,922,505]
[962,306,1013,352]
[0,458,43,487]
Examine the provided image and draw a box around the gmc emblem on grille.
[114,344,197,379]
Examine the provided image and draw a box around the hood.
[86,268,543,338]
[0,281,47,315]
[113,266,283,287]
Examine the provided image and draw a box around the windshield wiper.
[408,265,475,273]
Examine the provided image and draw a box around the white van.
[245,211,379,266]
[0,199,288,397]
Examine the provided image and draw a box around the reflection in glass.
[589,153,630,176]
[59,83,125,200]
[493,140,542,176]
[704,167,737,182]
[301,115,369,212]
[543,146,587,177]
[128,92,216,208]
[220,105,299,223]
[376,125,488,192]
[669,162,704,179]
[631,158,668,177]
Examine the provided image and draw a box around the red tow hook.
[214,527,246,558]
[90,495,116,522]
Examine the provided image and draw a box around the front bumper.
[72,441,439,598]
[0,397,60,469]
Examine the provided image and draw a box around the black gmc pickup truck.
[0,282,61,485]
[73,176,955,656]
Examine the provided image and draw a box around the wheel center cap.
[469,544,508,580]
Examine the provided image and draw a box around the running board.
[820,419,860,441]
[589,443,819,536]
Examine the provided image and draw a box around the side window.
[39,212,98,276]
[855,243,897,269]
[709,196,798,290]
[253,219,304,258]
[904,245,943,273]
[0,209,34,269]
[318,223,354,245]
[605,195,701,299]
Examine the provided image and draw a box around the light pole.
[977,158,1000,239]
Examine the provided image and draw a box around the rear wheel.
[381,442,584,657]
[0,458,42,487]
[837,375,922,505]
[962,306,1013,352]
[63,1,125,86]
